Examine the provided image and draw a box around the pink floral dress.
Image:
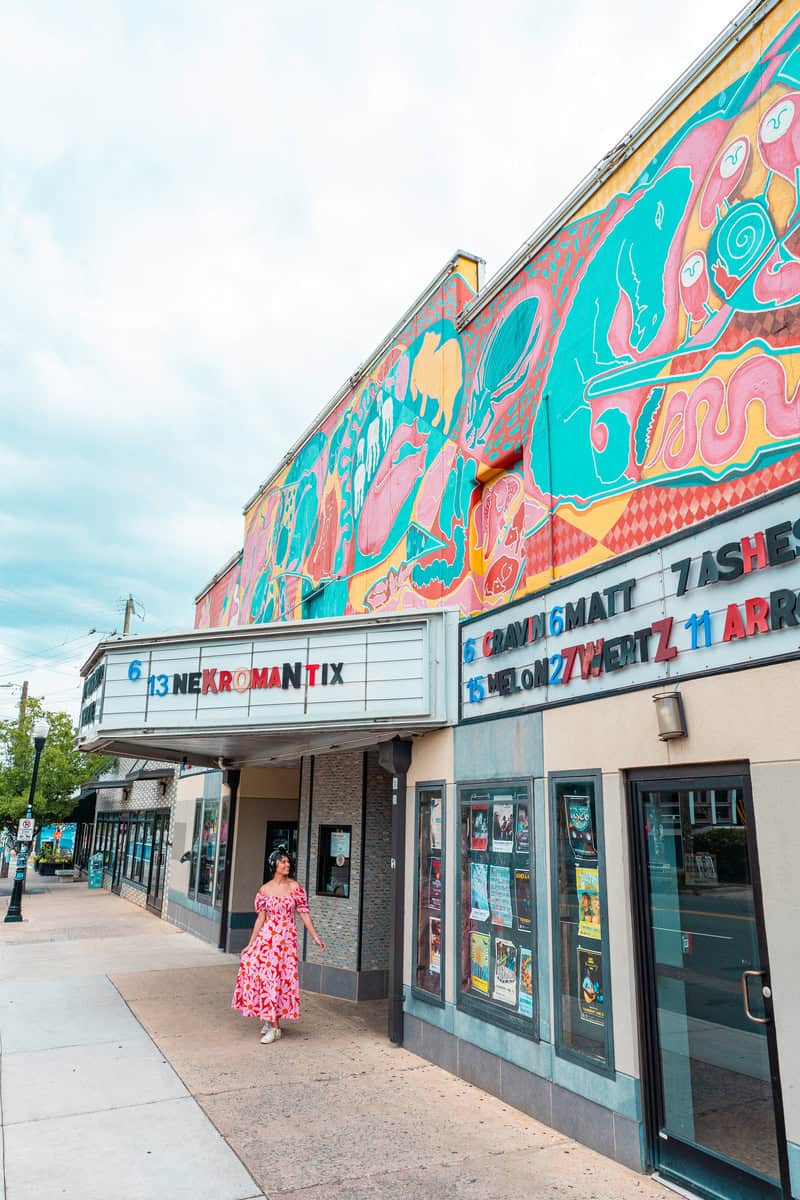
[232,885,310,1023]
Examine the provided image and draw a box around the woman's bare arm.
[298,909,325,949]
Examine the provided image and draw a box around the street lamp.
[5,717,49,923]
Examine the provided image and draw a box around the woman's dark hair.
[267,846,294,879]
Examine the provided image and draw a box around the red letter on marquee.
[218,670,232,692]
[561,645,580,684]
[740,532,767,574]
[267,666,281,688]
[722,603,746,641]
[251,668,268,689]
[482,631,494,657]
[652,617,678,662]
[744,596,769,636]
[305,663,320,686]
[202,669,218,695]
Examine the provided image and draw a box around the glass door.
[146,810,169,914]
[631,772,788,1200]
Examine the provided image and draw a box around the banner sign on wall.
[460,492,800,721]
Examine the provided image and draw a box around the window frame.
[187,796,226,907]
[549,768,615,1078]
[411,781,446,1007]
[456,777,538,1041]
[315,824,353,899]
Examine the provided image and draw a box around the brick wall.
[360,750,392,971]
[297,749,392,978]
[303,750,363,972]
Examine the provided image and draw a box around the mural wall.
[196,6,800,631]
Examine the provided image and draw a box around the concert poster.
[470,932,490,994]
[471,805,489,852]
[578,948,605,1026]
[489,864,513,928]
[564,795,598,862]
[514,869,532,930]
[493,937,517,1005]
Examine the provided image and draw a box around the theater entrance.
[629,767,789,1200]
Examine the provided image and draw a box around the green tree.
[0,695,114,825]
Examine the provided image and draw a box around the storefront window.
[550,772,613,1073]
[214,797,230,909]
[413,784,445,1002]
[187,795,226,907]
[458,781,536,1038]
[198,801,219,900]
[316,826,351,898]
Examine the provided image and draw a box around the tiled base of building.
[166,896,221,945]
[299,961,388,1002]
[402,1013,643,1173]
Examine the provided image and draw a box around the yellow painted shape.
[555,494,632,542]
[410,331,463,432]
[454,255,480,293]
[553,542,616,580]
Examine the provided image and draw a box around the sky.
[0,0,747,722]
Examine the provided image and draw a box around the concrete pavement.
[0,877,675,1200]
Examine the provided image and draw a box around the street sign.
[16,818,35,842]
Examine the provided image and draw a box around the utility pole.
[123,596,134,636]
[18,680,28,726]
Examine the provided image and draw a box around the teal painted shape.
[633,387,664,465]
[777,45,800,89]
[406,523,447,560]
[466,297,540,447]
[532,167,693,501]
[305,577,350,618]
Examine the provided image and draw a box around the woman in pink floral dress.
[232,849,326,1044]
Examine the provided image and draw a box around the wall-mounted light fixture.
[158,779,168,798]
[122,787,130,802]
[653,690,687,741]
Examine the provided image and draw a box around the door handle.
[742,970,770,1025]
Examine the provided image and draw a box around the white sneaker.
[260,1027,277,1044]
[274,1027,282,1040]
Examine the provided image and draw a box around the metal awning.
[78,610,457,769]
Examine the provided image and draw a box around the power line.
[0,630,99,671]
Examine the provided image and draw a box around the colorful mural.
[196,7,800,632]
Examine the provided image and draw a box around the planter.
[38,861,56,876]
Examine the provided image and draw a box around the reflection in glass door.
[146,810,169,914]
[631,772,788,1200]
[110,821,128,895]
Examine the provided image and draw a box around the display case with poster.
[413,783,446,1003]
[550,771,613,1074]
[458,781,537,1038]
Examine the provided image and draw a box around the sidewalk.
[0,880,674,1200]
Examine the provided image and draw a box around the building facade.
[80,5,800,1197]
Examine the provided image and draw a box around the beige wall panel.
[751,761,800,1144]
[230,794,300,912]
[601,772,639,1079]
[239,766,300,800]
[545,662,799,774]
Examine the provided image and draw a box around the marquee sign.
[78,611,456,747]
[460,491,800,722]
